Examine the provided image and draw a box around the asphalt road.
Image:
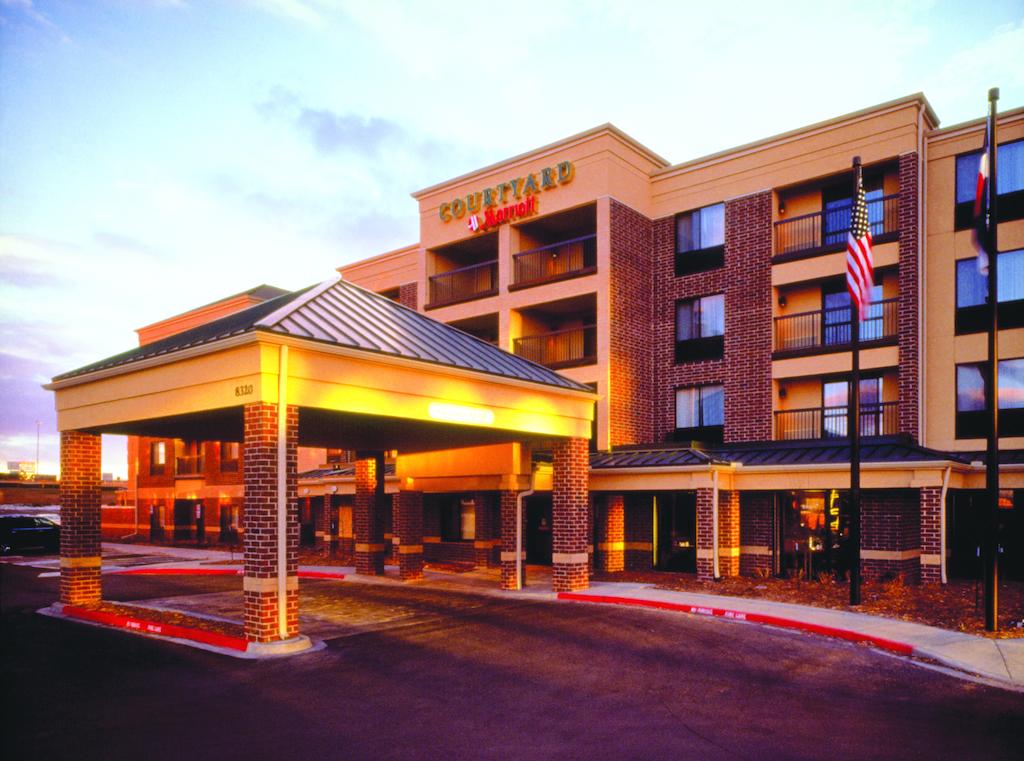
[2,562,1023,761]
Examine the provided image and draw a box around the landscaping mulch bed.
[592,570,1024,639]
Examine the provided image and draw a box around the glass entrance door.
[779,490,849,579]
[655,492,696,572]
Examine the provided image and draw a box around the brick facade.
[897,151,920,442]
[394,490,424,581]
[722,191,773,443]
[739,492,773,576]
[653,216,726,442]
[861,489,920,583]
[608,200,655,446]
[399,281,418,310]
[596,494,625,572]
[354,456,386,575]
[242,402,299,643]
[551,438,589,592]
[59,430,103,606]
[919,486,942,584]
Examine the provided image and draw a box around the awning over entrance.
[45,277,596,651]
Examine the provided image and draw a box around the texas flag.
[973,117,992,276]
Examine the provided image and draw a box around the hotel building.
[95,93,1023,613]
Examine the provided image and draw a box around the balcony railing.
[775,194,899,258]
[175,455,205,477]
[512,234,597,289]
[513,325,597,369]
[774,401,898,441]
[427,260,498,308]
[774,297,898,355]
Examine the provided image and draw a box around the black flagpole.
[984,88,1000,632]
[849,155,862,607]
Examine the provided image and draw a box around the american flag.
[846,169,874,321]
[972,117,992,275]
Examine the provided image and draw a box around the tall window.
[954,249,1024,332]
[175,440,203,476]
[675,203,725,274]
[823,283,884,344]
[675,294,724,361]
[675,384,724,440]
[823,176,883,245]
[955,139,1024,228]
[956,357,1024,438]
[220,442,240,473]
[149,441,166,476]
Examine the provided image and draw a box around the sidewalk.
[92,543,1024,686]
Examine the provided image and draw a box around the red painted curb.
[557,592,915,656]
[110,568,345,580]
[61,604,249,652]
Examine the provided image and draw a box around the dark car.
[0,515,60,555]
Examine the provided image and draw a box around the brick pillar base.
[598,494,625,572]
[395,490,424,581]
[920,486,942,583]
[499,490,525,590]
[354,457,385,575]
[242,403,299,643]
[59,430,102,606]
[552,438,589,592]
[719,490,740,577]
[315,497,329,549]
[472,492,495,567]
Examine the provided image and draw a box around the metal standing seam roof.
[298,463,396,479]
[53,278,592,393]
[588,437,970,470]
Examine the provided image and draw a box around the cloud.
[296,109,405,157]
[0,0,70,43]
[0,252,66,288]
[92,231,163,258]
[242,0,333,27]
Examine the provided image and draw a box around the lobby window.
[956,358,1024,438]
[441,497,476,541]
[954,249,1024,333]
[675,294,724,362]
[675,203,725,275]
[149,441,166,476]
[954,139,1024,229]
[220,442,240,473]
[674,384,724,442]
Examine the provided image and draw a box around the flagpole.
[849,155,863,607]
[983,88,1000,632]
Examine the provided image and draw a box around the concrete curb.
[557,592,915,655]
[108,567,346,580]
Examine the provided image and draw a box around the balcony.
[774,194,899,261]
[774,402,898,441]
[175,455,205,477]
[426,260,498,309]
[513,325,597,369]
[511,234,597,290]
[774,298,898,357]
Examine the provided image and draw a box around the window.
[175,440,203,476]
[822,377,885,438]
[220,442,240,473]
[956,358,1024,438]
[954,249,1024,332]
[674,384,724,441]
[149,441,166,476]
[441,497,476,541]
[675,203,725,274]
[675,294,725,361]
[954,139,1024,228]
[822,283,885,344]
[823,176,883,245]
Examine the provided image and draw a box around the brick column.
[354,456,386,575]
[394,490,424,581]
[919,486,942,584]
[598,494,625,572]
[327,495,339,554]
[739,492,773,576]
[897,151,920,442]
[472,492,495,567]
[696,487,714,580]
[552,437,589,592]
[718,490,740,577]
[242,403,299,643]
[861,490,921,584]
[315,497,329,549]
[59,430,102,606]
[499,490,525,590]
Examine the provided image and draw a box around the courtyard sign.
[438,160,575,233]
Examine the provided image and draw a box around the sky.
[1,0,1022,479]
